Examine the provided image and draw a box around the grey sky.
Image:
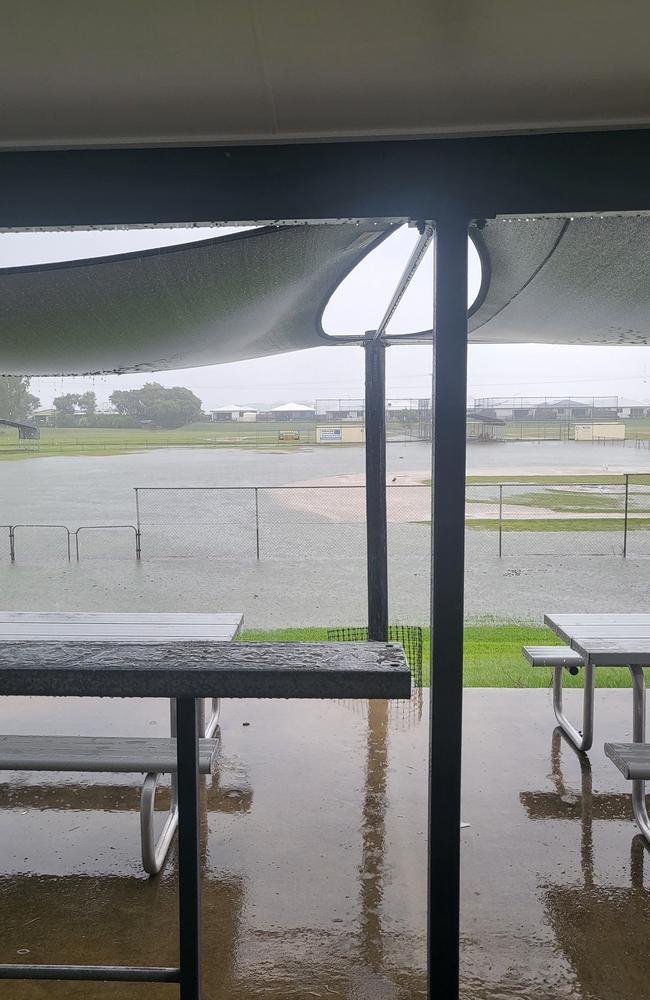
[2,225,649,411]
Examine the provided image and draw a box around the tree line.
[0,377,205,429]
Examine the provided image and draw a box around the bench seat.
[0,735,218,773]
[605,742,650,781]
[522,643,591,750]
[522,645,584,670]
[0,734,220,875]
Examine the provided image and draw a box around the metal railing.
[2,524,140,562]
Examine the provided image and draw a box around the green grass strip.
[240,623,647,688]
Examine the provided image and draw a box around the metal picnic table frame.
[544,613,650,840]
[544,614,649,753]
[0,633,410,998]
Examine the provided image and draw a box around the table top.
[545,613,650,666]
[0,611,243,642]
[0,614,411,700]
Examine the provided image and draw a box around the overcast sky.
[2,224,649,411]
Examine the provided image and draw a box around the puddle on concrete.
[0,690,648,997]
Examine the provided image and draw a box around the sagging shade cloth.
[0,222,396,376]
[469,215,650,345]
[3,215,650,377]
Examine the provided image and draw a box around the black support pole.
[176,697,202,1000]
[428,214,469,999]
[365,337,388,642]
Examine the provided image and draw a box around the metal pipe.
[498,484,503,558]
[364,337,388,641]
[428,213,468,1000]
[623,473,629,557]
[629,663,649,840]
[374,223,434,340]
[255,487,260,560]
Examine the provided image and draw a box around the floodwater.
[0,689,648,998]
[2,438,650,526]
[1,440,650,627]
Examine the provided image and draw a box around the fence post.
[498,484,503,558]
[134,488,142,558]
[254,487,260,560]
[9,526,15,563]
[623,472,630,559]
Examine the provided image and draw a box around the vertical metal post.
[498,484,503,558]
[364,337,388,642]
[429,213,468,1000]
[176,697,201,1000]
[9,527,15,563]
[254,487,260,560]
[134,489,142,557]
[623,473,629,558]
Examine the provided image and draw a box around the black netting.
[327,624,423,689]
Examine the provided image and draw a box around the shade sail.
[469,215,650,345]
[3,215,650,377]
[0,222,396,376]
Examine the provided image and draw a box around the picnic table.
[544,613,649,749]
[545,613,650,845]
[0,611,244,737]
[0,611,410,998]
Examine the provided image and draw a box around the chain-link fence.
[135,485,431,561]
[3,478,650,564]
[466,475,650,557]
[134,478,650,563]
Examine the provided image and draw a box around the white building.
[617,398,650,419]
[270,402,315,421]
[210,404,258,422]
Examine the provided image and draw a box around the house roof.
[271,402,315,412]
[212,403,257,413]
[1,5,650,147]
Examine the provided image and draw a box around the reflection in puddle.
[0,695,427,998]
[521,728,650,1000]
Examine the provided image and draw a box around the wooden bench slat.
[0,735,218,773]
[605,742,650,781]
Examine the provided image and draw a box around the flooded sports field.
[1,439,649,627]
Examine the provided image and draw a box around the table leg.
[628,664,650,842]
[552,661,595,751]
[172,699,207,739]
[176,697,201,1000]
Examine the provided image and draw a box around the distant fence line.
[135,478,650,561]
[4,477,650,563]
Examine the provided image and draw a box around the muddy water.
[2,439,650,527]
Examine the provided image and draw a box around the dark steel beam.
[429,213,469,1000]
[3,129,650,229]
[364,338,388,641]
[176,697,202,1000]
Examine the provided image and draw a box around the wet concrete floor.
[0,689,648,998]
